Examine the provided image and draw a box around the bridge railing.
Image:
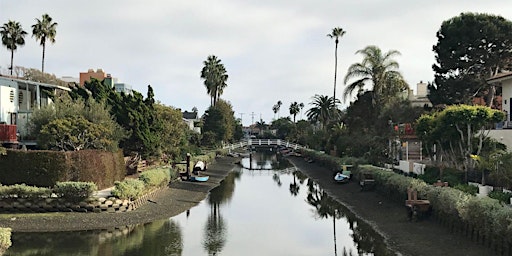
[222,139,306,151]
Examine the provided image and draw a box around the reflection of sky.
[171,165,370,256]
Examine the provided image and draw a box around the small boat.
[190,175,209,182]
[334,172,350,183]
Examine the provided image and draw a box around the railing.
[223,139,306,151]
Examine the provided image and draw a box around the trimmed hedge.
[0,184,52,199]
[358,165,512,249]
[53,182,97,203]
[0,149,125,189]
[111,179,146,201]
[139,168,171,188]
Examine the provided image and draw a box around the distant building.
[114,82,133,95]
[408,81,432,108]
[60,76,79,84]
[182,111,201,134]
[79,68,107,86]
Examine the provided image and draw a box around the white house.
[0,76,70,144]
[487,72,512,151]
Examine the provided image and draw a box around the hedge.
[0,227,11,255]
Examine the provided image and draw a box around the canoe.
[190,175,209,182]
[334,172,349,183]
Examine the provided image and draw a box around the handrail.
[222,139,306,150]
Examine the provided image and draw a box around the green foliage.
[201,55,228,106]
[415,105,505,171]
[1,20,27,74]
[53,181,97,203]
[111,179,146,200]
[0,184,52,199]
[343,45,408,106]
[0,227,11,254]
[431,12,512,106]
[488,190,512,204]
[139,168,171,188]
[153,104,189,160]
[453,184,478,196]
[202,99,239,146]
[30,95,126,152]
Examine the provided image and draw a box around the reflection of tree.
[289,171,300,196]
[305,178,393,256]
[164,220,184,256]
[203,209,226,256]
[202,171,240,256]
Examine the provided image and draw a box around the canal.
[6,151,395,255]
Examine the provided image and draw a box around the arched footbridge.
[222,139,306,151]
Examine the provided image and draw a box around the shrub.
[453,184,478,196]
[0,184,52,199]
[488,190,512,204]
[0,227,11,254]
[54,182,97,203]
[111,179,145,200]
[139,168,170,188]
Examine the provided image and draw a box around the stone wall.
[0,189,162,213]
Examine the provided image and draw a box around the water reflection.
[203,170,240,255]
[303,175,393,256]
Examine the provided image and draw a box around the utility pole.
[239,113,244,125]
[251,112,255,125]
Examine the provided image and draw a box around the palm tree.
[32,14,58,74]
[272,100,282,119]
[343,45,408,106]
[306,95,338,130]
[201,55,228,106]
[299,102,304,120]
[327,27,346,102]
[289,102,300,123]
[1,20,27,75]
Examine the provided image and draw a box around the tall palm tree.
[272,100,282,119]
[201,55,228,106]
[289,101,300,123]
[32,14,58,74]
[343,45,408,106]
[1,20,27,75]
[327,27,346,102]
[306,95,338,130]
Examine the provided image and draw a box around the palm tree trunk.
[10,50,14,75]
[41,43,46,73]
[333,41,338,101]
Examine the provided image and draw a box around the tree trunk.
[10,50,14,75]
[333,41,338,101]
[41,43,46,74]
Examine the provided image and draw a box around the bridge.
[222,139,306,151]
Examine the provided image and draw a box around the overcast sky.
[1,1,512,126]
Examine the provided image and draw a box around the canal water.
[6,151,395,256]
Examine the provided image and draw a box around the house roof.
[487,72,512,84]
[0,76,71,91]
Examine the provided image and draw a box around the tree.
[327,27,346,101]
[416,105,505,181]
[343,45,408,106]
[1,20,27,75]
[202,99,238,146]
[272,100,282,119]
[32,13,58,73]
[306,95,339,130]
[201,55,228,106]
[431,13,512,107]
[30,95,126,151]
[289,102,301,122]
